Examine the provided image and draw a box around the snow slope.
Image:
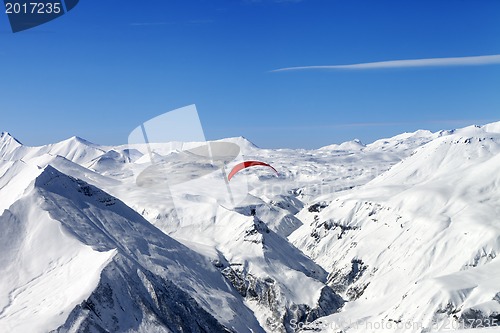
[0,197,115,333]
[289,122,500,332]
[1,122,499,332]
[11,165,263,332]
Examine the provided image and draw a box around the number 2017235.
[5,2,62,14]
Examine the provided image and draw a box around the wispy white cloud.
[272,54,500,72]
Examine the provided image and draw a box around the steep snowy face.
[289,123,500,332]
[29,166,265,332]
[0,170,116,333]
[0,164,268,332]
[152,199,343,332]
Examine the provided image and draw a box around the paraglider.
[228,161,278,181]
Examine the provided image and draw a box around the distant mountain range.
[1,122,499,332]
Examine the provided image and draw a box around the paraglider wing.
[227,161,278,181]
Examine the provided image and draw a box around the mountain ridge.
[1,120,500,332]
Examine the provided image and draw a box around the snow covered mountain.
[0,123,499,332]
[289,124,500,332]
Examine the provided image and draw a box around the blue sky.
[1,0,499,148]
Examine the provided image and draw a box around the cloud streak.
[272,54,500,72]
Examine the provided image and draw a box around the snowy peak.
[483,120,500,133]
[34,164,63,182]
[33,165,122,216]
[0,133,106,166]
[320,129,437,152]
[0,131,21,144]
[215,136,259,150]
[320,139,365,151]
[0,132,22,157]
[432,121,500,138]
[340,139,365,150]
[48,136,106,165]
[32,164,176,254]
[61,135,97,147]
[364,129,437,154]
[87,148,142,172]
[369,126,500,187]
[370,129,434,145]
